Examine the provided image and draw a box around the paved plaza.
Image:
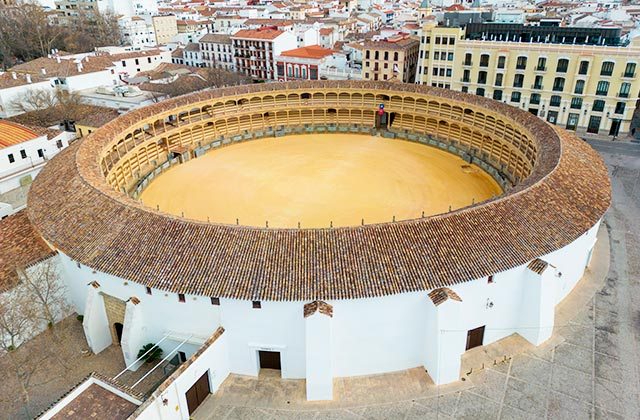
[193,140,640,419]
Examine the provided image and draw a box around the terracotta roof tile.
[428,288,462,306]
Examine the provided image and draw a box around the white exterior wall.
[0,132,73,195]
[0,81,52,119]
[59,220,601,391]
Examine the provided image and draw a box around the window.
[516,56,527,70]
[624,62,636,78]
[574,80,585,94]
[511,91,521,103]
[600,61,614,76]
[587,116,601,134]
[442,37,448,45]
[434,51,440,60]
[448,52,454,61]
[384,51,388,60]
[497,56,506,69]
[477,71,487,84]
[464,53,472,66]
[135,58,139,65]
[533,75,543,89]
[446,68,452,77]
[121,60,126,67]
[37,149,44,158]
[550,95,561,107]
[513,74,524,88]
[488,275,494,284]
[211,297,220,305]
[536,57,546,71]
[596,81,609,96]
[374,51,379,60]
[480,54,489,67]
[393,52,398,61]
[449,37,455,45]
[578,60,589,75]
[365,50,370,59]
[20,149,26,159]
[552,77,565,92]
[8,153,15,163]
[476,87,485,96]
[252,301,261,309]
[146,286,152,295]
[495,73,503,87]
[530,93,541,105]
[618,82,631,98]
[462,69,470,83]
[570,97,582,109]
[492,90,502,101]
[614,102,625,114]
[461,86,468,93]
[178,293,186,302]
[435,37,441,44]
[592,100,605,112]
[556,58,569,73]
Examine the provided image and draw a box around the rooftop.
[0,120,39,148]
[232,29,284,40]
[280,45,334,59]
[0,210,54,293]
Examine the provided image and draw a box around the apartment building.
[416,23,640,137]
[361,35,420,83]
[54,0,158,23]
[199,34,235,72]
[152,14,178,45]
[231,29,297,80]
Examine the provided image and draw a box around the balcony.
[617,92,630,98]
[531,84,542,90]
[463,61,473,66]
[535,66,546,71]
[621,72,636,78]
[461,77,470,83]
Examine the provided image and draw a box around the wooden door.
[259,351,281,370]
[185,371,211,415]
[465,326,485,351]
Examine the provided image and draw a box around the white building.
[231,29,297,80]
[199,34,235,71]
[119,16,157,48]
[0,121,72,202]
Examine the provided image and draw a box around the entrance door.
[466,326,485,351]
[114,323,123,345]
[609,119,621,136]
[258,350,281,370]
[566,113,579,131]
[185,371,211,415]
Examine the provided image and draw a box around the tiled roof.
[527,258,549,275]
[199,33,232,44]
[9,56,114,79]
[27,81,610,301]
[0,121,39,148]
[232,29,284,40]
[0,210,54,293]
[280,45,334,59]
[428,287,462,306]
[304,301,334,317]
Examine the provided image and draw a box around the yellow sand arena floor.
[140,134,502,228]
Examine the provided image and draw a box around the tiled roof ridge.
[303,300,334,317]
[428,287,462,306]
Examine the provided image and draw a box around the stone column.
[519,258,555,345]
[424,287,466,385]
[304,301,334,401]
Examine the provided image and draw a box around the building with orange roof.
[276,45,335,80]
[231,29,297,80]
[0,120,72,200]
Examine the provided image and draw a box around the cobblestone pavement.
[195,143,640,419]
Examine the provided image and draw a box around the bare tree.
[10,89,84,127]
[17,259,70,329]
[0,258,71,418]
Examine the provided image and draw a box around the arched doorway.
[114,323,124,345]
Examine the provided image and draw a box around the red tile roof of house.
[280,45,334,59]
[0,121,39,148]
[232,29,284,40]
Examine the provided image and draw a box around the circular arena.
[27,81,610,403]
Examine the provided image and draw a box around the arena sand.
[140,134,502,228]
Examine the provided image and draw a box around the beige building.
[416,23,640,137]
[152,15,178,45]
[362,35,420,83]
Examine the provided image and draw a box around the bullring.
[26,81,610,401]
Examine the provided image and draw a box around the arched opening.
[114,322,123,345]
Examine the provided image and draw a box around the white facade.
[57,216,601,402]
[0,131,73,196]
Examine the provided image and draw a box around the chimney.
[11,72,17,79]
[56,56,61,64]
[41,67,47,75]
[26,74,32,83]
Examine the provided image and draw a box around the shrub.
[138,343,163,363]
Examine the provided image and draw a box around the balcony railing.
[535,66,546,71]
[621,72,636,78]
